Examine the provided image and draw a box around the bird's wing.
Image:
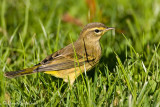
[35,52,96,72]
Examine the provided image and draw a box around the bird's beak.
[104,27,115,32]
[101,27,114,35]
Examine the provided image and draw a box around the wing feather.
[36,52,95,72]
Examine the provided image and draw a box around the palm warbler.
[5,23,114,85]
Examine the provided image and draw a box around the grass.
[0,0,160,106]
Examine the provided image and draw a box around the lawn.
[0,0,160,106]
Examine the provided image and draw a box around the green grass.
[0,0,160,106]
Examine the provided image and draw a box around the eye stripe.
[88,27,106,31]
[80,27,106,36]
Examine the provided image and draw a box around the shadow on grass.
[87,50,126,81]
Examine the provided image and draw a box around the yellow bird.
[5,23,114,85]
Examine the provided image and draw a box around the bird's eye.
[94,29,100,33]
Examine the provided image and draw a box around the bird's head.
[79,23,114,41]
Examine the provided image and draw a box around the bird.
[5,22,114,85]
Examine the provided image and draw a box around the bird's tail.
[5,64,40,78]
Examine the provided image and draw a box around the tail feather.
[5,65,40,78]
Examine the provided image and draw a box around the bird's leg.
[63,77,75,86]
